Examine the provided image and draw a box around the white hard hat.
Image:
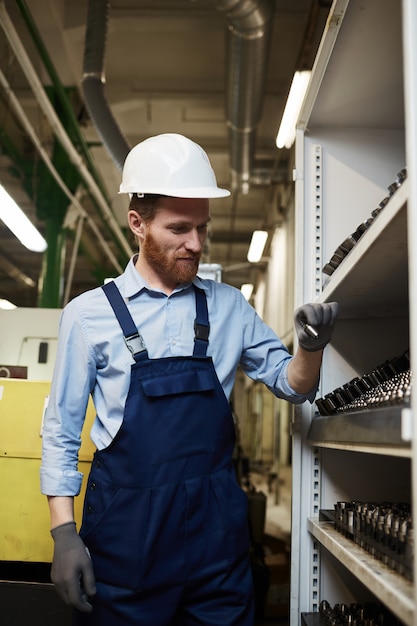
[119,133,230,198]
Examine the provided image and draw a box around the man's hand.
[50,521,96,613]
[294,302,339,352]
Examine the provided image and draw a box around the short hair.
[128,194,164,222]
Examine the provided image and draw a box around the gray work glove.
[294,302,339,352]
[50,521,96,613]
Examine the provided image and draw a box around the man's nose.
[185,229,204,252]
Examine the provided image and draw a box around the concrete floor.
[251,464,292,625]
[261,465,292,546]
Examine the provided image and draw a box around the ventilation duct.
[81,0,274,194]
[217,0,275,194]
[82,0,130,171]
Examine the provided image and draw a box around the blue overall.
[75,282,254,625]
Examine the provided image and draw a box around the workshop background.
[0,1,333,624]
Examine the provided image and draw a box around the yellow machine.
[0,378,95,563]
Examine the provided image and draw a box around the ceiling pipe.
[0,253,36,288]
[216,0,275,195]
[0,1,132,260]
[14,0,112,205]
[81,0,274,196]
[82,0,130,171]
[0,66,123,273]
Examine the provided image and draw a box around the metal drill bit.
[299,319,319,338]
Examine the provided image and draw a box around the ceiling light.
[276,70,311,149]
[241,284,254,300]
[247,230,268,263]
[0,298,17,309]
[0,184,47,252]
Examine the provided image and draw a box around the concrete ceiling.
[0,0,331,307]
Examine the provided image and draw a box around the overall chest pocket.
[136,365,225,464]
[141,368,214,397]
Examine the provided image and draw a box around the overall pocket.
[80,482,151,590]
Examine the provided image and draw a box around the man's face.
[132,196,210,290]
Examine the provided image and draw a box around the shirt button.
[90,482,96,490]
[87,505,93,514]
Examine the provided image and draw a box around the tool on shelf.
[302,599,404,626]
[323,500,414,581]
[322,169,407,277]
[315,351,412,416]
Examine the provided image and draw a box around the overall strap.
[193,286,210,357]
[103,281,210,359]
[102,281,148,361]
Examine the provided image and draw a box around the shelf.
[300,0,403,131]
[308,519,414,626]
[307,406,411,457]
[320,178,408,315]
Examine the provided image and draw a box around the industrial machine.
[0,307,95,624]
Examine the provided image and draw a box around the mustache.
[175,253,200,260]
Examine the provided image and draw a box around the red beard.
[142,230,200,285]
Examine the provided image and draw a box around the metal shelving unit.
[291,0,417,624]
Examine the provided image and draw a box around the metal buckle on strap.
[124,333,147,355]
[194,322,210,342]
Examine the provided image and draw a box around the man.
[41,133,338,625]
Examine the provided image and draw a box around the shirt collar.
[123,255,148,299]
[122,255,209,300]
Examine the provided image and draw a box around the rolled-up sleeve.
[40,302,97,496]
[239,295,318,404]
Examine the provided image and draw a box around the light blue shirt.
[40,257,316,496]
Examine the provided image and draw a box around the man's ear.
[128,210,145,242]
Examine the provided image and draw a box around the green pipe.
[15,0,106,195]
[38,214,66,308]
[0,108,118,306]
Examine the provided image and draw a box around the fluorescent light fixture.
[276,70,311,149]
[0,184,47,252]
[241,284,254,301]
[0,298,17,309]
[247,230,268,263]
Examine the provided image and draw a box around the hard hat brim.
[119,186,230,198]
